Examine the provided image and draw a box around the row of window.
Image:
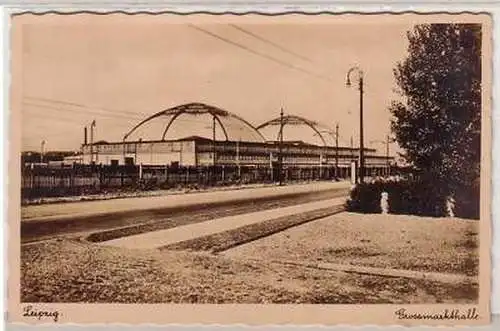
[88,143,380,157]
[201,146,366,157]
[87,142,194,153]
[216,154,363,164]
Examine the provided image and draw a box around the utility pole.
[40,140,46,163]
[386,134,390,177]
[369,135,392,178]
[212,115,216,166]
[212,115,217,183]
[350,136,354,161]
[90,120,96,164]
[83,126,88,162]
[335,123,339,180]
[236,138,241,179]
[278,107,284,186]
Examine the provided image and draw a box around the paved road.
[103,197,347,249]
[22,181,351,221]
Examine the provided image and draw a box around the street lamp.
[346,66,365,184]
[278,107,284,186]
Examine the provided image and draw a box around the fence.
[21,163,351,200]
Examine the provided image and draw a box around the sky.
[15,14,412,156]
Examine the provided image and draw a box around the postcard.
[7,11,492,326]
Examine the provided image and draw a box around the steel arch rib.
[124,103,187,141]
[123,111,169,141]
[161,110,188,140]
[125,102,267,143]
[227,114,266,142]
[212,113,230,141]
[160,109,230,141]
[257,115,328,146]
[256,119,279,130]
[293,115,328,146]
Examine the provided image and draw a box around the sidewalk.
[103,197,347,249]
[22,181,350,221]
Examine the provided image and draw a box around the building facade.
[80,102,394,177]
[82,137,391,175]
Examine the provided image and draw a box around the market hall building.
[80,103,393,179]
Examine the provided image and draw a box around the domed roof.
[257,114,334,146]
[124,102,265,143]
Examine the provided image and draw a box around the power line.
[188,24,334,84]
[24,96,150,118]
[23,102,142,121]
[229,24,314,63]
[24,97,228,127]
[22,110,89,125]
[24,102,227,129]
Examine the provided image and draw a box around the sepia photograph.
[8,12,491,326]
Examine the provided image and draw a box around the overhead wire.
[23,102,143,121]
[188,24,334,84]
[228,24,314,63]
[188,24,347,135]
[24,100,233,129]
[23,96,150,118]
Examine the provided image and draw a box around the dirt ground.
[22,238,477,304]
[224,213,479,276]
[21,213,479,304]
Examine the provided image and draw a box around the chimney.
[84,126,88,145]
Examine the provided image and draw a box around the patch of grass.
[83,189,348,243]
[161,206,344,253]
[323,247,383,258]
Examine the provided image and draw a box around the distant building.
[62,155,83,165]
[81,102,394,177]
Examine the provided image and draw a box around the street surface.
[22,181,351,221]
[21,181,351,244]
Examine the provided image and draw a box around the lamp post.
[346,66,365,184]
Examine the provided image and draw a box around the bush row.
[345,178,479,219]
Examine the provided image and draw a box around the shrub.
[453,178,480,220]
[346,179,457,218]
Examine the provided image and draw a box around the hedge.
[345,178,479,219]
